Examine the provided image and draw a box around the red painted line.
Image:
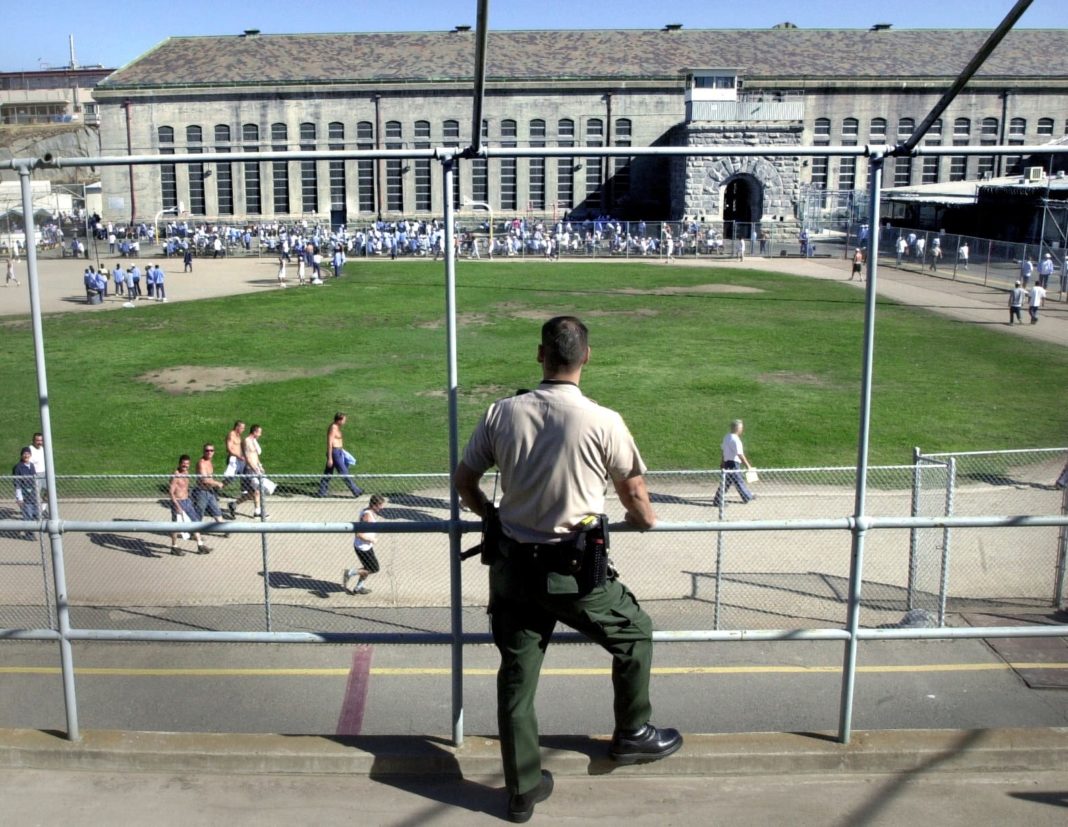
[335,645,373,736]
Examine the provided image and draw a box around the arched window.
[813,118,830,142]
[897,117,914,139]
[869,118,886,139]
[1009,118,1026,137]
[158,126,174,145]
[186,125,202,144]
[981,118,999,139]
[1037,117,1054,136]
[214,124,231,143]
[271,122,288,143]
[299,122,316,143]
[953,118,971,138]
[841,118,859,141]
[242,123,259,143]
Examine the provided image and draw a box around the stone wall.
[672,123,803,221]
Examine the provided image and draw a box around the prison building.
[91,26,1068,227]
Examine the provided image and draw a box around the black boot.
[609,723,683,764]
[507,770,553,823]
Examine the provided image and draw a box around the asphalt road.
[2,638,1064,737]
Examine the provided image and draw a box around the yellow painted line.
[0,663,1066,678]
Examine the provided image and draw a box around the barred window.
[443,119,460,209]
[187,126,205,215]
[893,156,911,188]
[897,117,914,141]
[271,123,289,215]
[472,120,489,205]
[243,124,261,214]
[613,117,632,203]
[500,119,518,211]
[529,119,546,211]
[585,118,603,207]
[300,122,317,213]
[328,122,345,215]
[557,118,574,210]
[385,120,403,212]
[841,118,859,141]
[414,120,431,212]
[356,121,375,213]
[813,118,830,142]
[869,117,886,139]
[158,126,177,211]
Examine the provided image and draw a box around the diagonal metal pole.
[468,0,490,157]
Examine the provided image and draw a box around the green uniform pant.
[489,563,654,795]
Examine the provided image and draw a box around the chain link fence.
[5,454,1065,636]
[855,224,1068,295]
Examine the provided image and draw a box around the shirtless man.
[193,443,228,534]
[222,420,246,483]
[317,412,364,497]
[229,424,267,518]
[169,455,211,555]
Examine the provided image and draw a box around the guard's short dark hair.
[334,412,347,422]
[541,316,588,371]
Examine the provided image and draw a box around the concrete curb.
[2,727,1066,777]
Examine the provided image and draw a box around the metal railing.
[5,0,1068,750]
[4,463,1065,638]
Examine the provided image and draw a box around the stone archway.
[722,174,763,239]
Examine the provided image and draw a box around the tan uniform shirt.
[462,382,646,544]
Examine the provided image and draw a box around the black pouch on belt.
[571,514,610,593]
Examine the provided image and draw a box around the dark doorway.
[723,176,763,240]
[330,208,347,230]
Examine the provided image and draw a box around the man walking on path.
[1009,281,1026,325]
[711,419,756,506]
[1037,253,1054,288]
[317,412,363,497]
[169,455,212,556]
[1028,281,1047,324]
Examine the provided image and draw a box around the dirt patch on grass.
[417,383,513,400]
[616,284,763,296]
[759,371,830,387]
[141,365,337,394]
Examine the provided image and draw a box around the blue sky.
[4,0,1061,72]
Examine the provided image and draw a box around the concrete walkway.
[1,728,1066,825]
[2,252,1066,347]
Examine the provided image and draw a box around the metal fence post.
[714,468,727,631]
[838,150,884,745]
[984,239,991,286]
[1055,483,1068,610]
[260,472,272,632]
[908,446,922,612]
[937,457,957,627]
[442,153,466,749]
[18,163,81,741]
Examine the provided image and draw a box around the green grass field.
[4,259,1067,475]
